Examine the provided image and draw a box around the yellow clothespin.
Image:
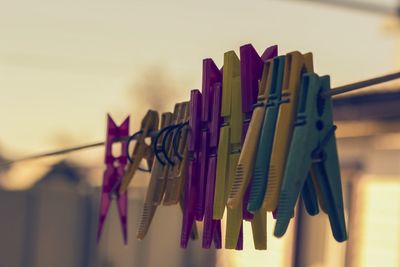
[262,51,314,211]
[213,51,244,249]
[120,110,159,193]
[227,59,273,210]
[137,112,173,239]
[226,58,273,250]
[163,102,190,205]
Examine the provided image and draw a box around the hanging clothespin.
[213,50,244,250]
[120,110,159,193]
[274,73,348,242]
[201,59,223,249]
[247,55,286,213]
[181,90,202,248]
[227,44,277,250]
[262,52,319,215]
[137,112,173,240]
[97,115,130,244]
[227,55,273,209]
[163,102,190,205]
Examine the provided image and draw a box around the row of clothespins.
[96,43,348,250]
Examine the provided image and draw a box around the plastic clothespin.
[274,73,348,242]
[247,56,286,213]
[227,44,277,250]
[213,51,244,250]
[181,90,202,248]
[120,110,159,193]
[228,57,273,210]
[97,115,130,244]
[137,112,173,240]
[196,59,222,222]
[201,59,223,249]
[163,102,190,205]
[262,52,318,213]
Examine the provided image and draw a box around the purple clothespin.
[196,59,223,222]
[97,115,130,244]
[181,90,202,248]
[199,59,223,249]
[240,44,278,220]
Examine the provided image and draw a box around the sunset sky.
[0,1,399,266]
[0,0,397,160]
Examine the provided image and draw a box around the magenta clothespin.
[181,90,202,248]
[97,115,130,244]
[240,44,278,220]
[202,75,223,249]
[195,59,222,221]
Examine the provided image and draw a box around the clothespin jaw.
[120,110,159,193]
[137,112,173,240]
[262,51,314,212]
[247,55,286,213]
[181,89,202,248]
[97,115,130,244]
[163,102,190,205]
[274,73,347,242]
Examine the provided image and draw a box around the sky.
[0,0,397,172]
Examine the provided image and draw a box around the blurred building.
[0,161,216,267]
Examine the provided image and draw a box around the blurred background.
[0,0,400,266]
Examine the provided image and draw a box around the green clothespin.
[247,55,285,213]
[262,51,320,216]
[248,55,320,216]
[274,73,347,242]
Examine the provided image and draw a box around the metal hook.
[153,125,174,165]
[172,122,189,161]
[161,124,181,166]
[126,130,151,172]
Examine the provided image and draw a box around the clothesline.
[1,70,400,167]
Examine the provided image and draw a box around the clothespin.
[119,110,159,193]
[201,59,223,249]
[137,112,173,239]
[213,50,244,250]
[97,115,130,244]
[163,102,198,240]
[227,44,277,250]
[163,102,190,205]
[262,51,319,215]
[247,55,286,213]
[181,90,202,248]
[227,55,273,210]
[274,73,347,242]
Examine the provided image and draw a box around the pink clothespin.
[97,115,130,244]
[202,59,223,249]
[181,90,202,248]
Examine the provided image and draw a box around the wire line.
[2,70,400,167]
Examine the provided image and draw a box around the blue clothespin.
[247,55,285,213]
[274,73,348,242]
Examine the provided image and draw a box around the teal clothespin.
[274,73,347,242]
[247,55,285,213]
[247,53,319,217]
